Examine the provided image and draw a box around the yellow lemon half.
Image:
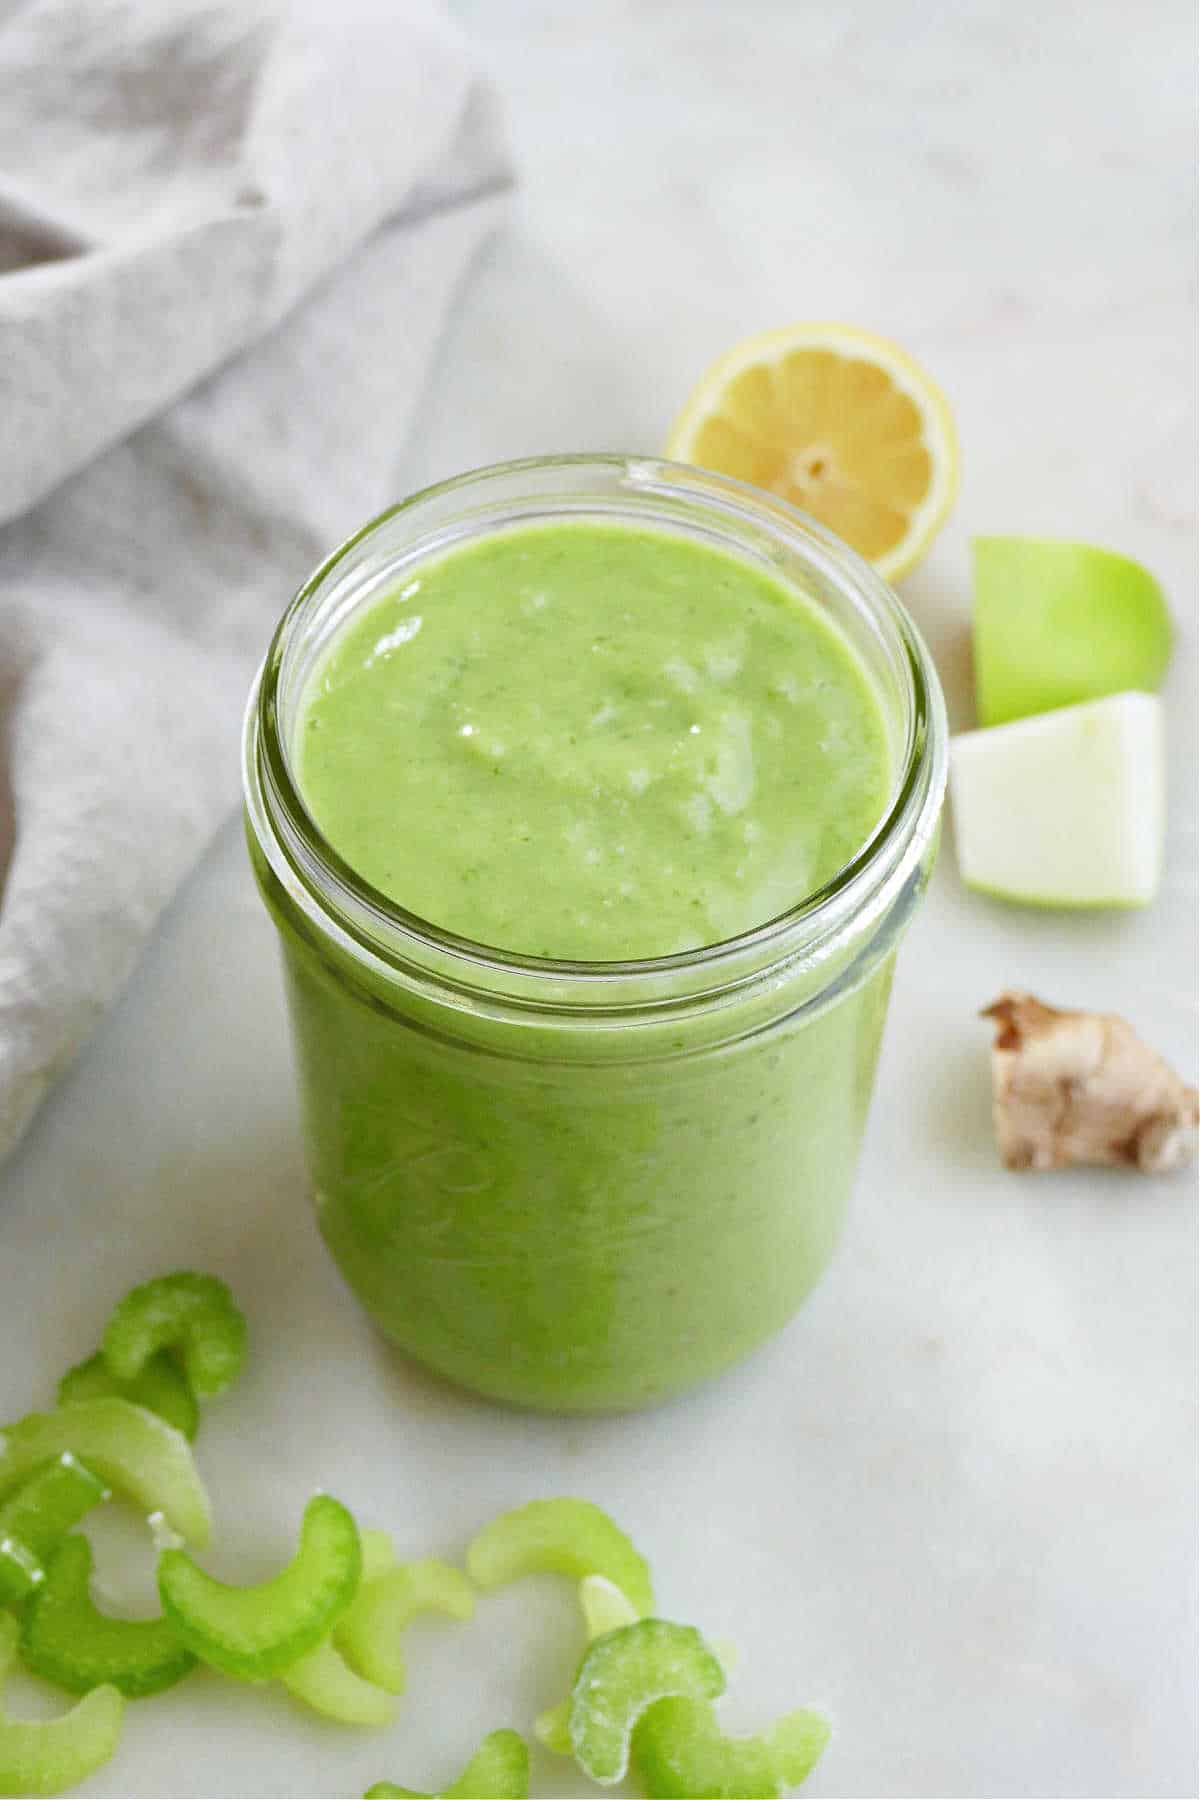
[666,322,959,583]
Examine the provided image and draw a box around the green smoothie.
[247,483,940,1413]
[297,525,891,960]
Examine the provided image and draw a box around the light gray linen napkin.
[0,0,511,1161]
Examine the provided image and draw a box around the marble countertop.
[1,2,1195,1795]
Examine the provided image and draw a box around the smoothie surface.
[296,523,892,960]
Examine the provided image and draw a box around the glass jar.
[243,456,947,1413]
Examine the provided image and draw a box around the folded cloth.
[0,0,512,1161]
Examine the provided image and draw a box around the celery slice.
[466,1500,653,1614]
[336,1559,474,1695]
[0,1614,124,1798]
[365,1728,529,1798]
[0,1402,210,1547]
[0,1458,109,1607]
[102,1273,246,1400]
[20,1535,195,1699]
[282,1638,396,1726]
[359,1531,397,1586]
[58,1351,198,1442]
[157,1494,360,1681]
[535,1575,642,1756]
[569,1619,725,1784]
[634,1694,830,1797]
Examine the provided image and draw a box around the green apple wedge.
[973,537,1171,727]
[949,691,1165,908]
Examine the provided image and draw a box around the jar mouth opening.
[246,454,947,990]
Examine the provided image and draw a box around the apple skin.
[972,537,1172,728]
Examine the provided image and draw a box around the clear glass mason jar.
[243,456,947,1413]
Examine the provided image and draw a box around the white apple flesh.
[949,691,1164,908]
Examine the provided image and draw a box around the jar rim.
[244,454,947,1009]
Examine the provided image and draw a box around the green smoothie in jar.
[244,458,946,1412]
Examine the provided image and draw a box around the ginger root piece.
[982,992,1198,1173]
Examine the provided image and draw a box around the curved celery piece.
[0,1457,110,1607]
[359,1531,398,1586]
[21,1535,195,1699]
[533,1700,572,1757]
[337,1559,474,1694]
[279,1529,397,1722]
[466,1500,654,1615]
[0,1402,211,1546]
[158,1494,360,1680]
[282,1639,397,1726]
[0,1539,41,1613]
[568,1619,725,1785]
[365,1728,529,1799]
[0,1613,124,1798]
[535,1575,642,1756]
[102,1273,247,1400]
[59,1350,198,1442]
[633,1695,830,1797]
[580,1573,641,1638]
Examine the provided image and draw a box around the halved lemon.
[666,322,959,582]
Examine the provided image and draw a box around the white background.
[1,2,1196,1795]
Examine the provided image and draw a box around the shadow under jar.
[243,456,947,1413]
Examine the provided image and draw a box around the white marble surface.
[1,2,1196,1795]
